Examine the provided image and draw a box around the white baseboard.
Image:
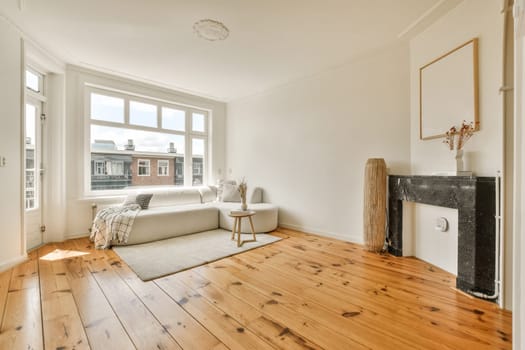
[64,232,91,240]
[0,255,28,273]
[278,222,364,245]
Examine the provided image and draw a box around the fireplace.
[388,175,496,295]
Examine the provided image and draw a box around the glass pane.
[25,104,37,209]
[25,105,36,147]
[90,93,124,123]
[192,112,206,132]
[192,138,205,185]
[192,138,204,156]
[26,70,40,92]
[175,157,184,186]
[90,125,185,190]
[130,101,157,128]
[162,107,185,131]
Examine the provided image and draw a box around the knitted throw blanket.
[90,204,141,249]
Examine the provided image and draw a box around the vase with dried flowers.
[443,120,475,173]
[238,178,248,211]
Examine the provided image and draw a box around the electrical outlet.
[435,217,449,232]
[0,157,6,167]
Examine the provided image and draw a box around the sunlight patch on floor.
[39,249,90,261]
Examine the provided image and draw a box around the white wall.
[64,66,227,237]
[409,0,509,307]
[0,18,24,269]
[226,44,411,243]
[410,0,503,176]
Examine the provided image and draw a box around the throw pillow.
[221,183,241,202]
[123,193,137,206]
[123,193,153,209]
[217,179,236,200]
[135,193,153,209]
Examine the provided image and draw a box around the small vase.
[455,149,464,172]
[241,202,247,211]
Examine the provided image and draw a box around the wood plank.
[60,239,136,350]
[0,251,43,350]
[182,266,404,349]
[244,244,511,333]
[193,259,444,350]
[0,269,12,326]
[155,274,277,350]
[38,243,90,350]
[102,248,225,350]
[71,239,182,350]
[271,238,510,321]
[8,251,38,292]
[175,270,324,350]
[174,266,366,349]
[231,246,509,349]
[0,230,512,350]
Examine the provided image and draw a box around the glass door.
[24,98,43,250]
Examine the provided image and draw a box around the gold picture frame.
[419,38,479,140]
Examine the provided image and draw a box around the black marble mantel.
[388,175,496,295]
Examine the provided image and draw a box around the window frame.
[24,85,46,211]
[137,159,151,176]
[85,85,210,196]
[158,159,169,176]
[94,160,106,176]
[25,68,44,95]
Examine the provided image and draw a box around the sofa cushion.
[116,204,219,245]
[199,186,217,203]
[221,183,241,202]
[148,188,202,208]
[217,179,236,200]
[249,187,263,204]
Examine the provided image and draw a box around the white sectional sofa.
[101,186,278,246]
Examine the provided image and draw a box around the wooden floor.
[0,228,512,349]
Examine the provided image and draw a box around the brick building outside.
[90,140,202,190]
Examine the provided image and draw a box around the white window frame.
[192,159,202,175]
[158,159,169,176]
[85,84,210,196]
[94,160,106,175]
[24,67,47,211]
[25,68,44,95]
[110,160,124,176]
[137,159,150,176]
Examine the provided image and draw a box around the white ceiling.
[0,0,450,101]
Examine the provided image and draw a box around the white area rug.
[113,229,282,281]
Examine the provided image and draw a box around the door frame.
[23,65,47,251]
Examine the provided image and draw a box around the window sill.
[79,184,209,202]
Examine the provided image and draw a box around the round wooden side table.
[228,210,257,247]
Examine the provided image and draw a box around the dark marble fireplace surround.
[388,175,496,296]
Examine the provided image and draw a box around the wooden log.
[363,158,387,252]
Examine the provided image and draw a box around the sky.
[90,93,205,155]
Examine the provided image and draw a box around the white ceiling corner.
[0,0,448,102]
